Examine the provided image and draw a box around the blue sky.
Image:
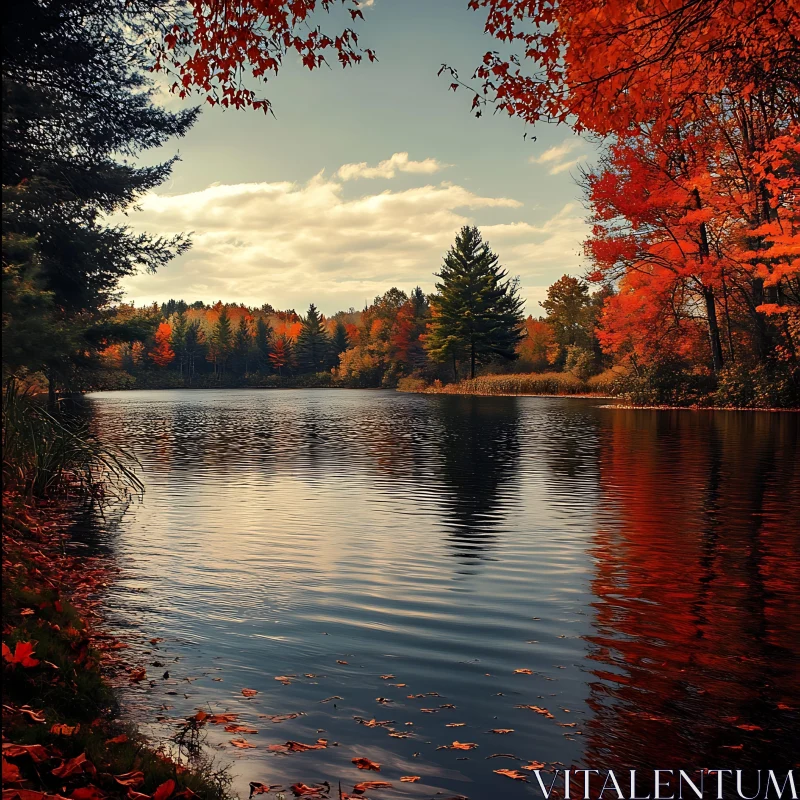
[120,0,599,315]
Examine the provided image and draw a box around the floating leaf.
[521,761,546,771]
[352,757,381,771]
[494,769,528,781]
[352,781,391,792]
[225,724,258,734]
[513,669,533,675]
[400,776,420,783]
[241,688,258,697]
[489,729,514,734]
[515,705,554,719]
[230,738,256,749]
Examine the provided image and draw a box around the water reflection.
[585,411,800,771]
[77,391,800,798]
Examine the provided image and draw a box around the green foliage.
[426,226,524,379]
[564,345,597,381]
[254,317,273,371]
[295,304,333,373]
[615,358,716,406]
[713,361,800,409]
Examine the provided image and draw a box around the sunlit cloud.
[116,159,588,314]
[336,152,448,181]
[529,139,585,175]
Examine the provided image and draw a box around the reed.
[426,372,595,396]
[2,381,142,500]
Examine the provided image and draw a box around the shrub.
[615,358,715,406]
[714,362,800,408]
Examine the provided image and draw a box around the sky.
[118,0,601,317]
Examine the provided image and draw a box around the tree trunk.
[703,287,725,374]
[470,342,476,380]
[750,277,772,362]
[452,352,458,383]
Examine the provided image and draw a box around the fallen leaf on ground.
[494,769,528,781]
[2,758,22,783]
[400,776,420,783]
[241,689,258,697]
[70,787,105,800]
[50,723,80,736]
[52,753,90,778]
[736,724,762,731]
[153,780,176,800]
[114,772,145,788]
[106,735,129,745]
[3,744,51,763]
[2,641,39,668]
[352,757,381,771]
[230,739,256,749]
[20,609,35,616]
[14,706,46,723]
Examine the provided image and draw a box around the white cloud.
[529,139,585,176]
[336,152,447,181]
[116,161,589,314]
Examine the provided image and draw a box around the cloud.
[529,139,585,176]
[336,152,447,181]
[116,161,588,314]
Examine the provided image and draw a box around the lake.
[77,390,799,798]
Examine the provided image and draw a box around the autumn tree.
[269,334,292,376]
[149,322,175,368]
[295,304,332,373]
[426,226,524,380]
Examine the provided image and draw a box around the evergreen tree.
[295,304,333,373]
[170,311,188,376]
[254,317,273,372]
[426,226,524,379]
[332,321,350,362]
[2,0,197,392]
[211,309,233,375]
[183,320,204,379]
[232,316,252,375]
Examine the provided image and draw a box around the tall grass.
[421,372,597,396]
[2,382,142,500]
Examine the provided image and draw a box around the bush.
[615,358,715,406]
[714,361,800,408]
[564,345,597,381]
[586,366,628,394]
[397,376,429,393]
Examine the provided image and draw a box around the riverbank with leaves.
[1,387,232,800]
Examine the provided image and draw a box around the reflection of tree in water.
[582,411,800,782]
[430,396,521,568]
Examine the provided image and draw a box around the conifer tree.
[211,308,233,375]
[332,321,350,362]
[295,304,332,373]
[233,316,252,375]
[426,226,524,379]
[254,317,273,372]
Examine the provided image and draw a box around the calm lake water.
[77,390,799,798]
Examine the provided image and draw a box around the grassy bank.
[397,370,616,397]
[2,388,232,800]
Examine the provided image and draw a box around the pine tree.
[254,317,273,372]
[295,304,332,373]
[211,309,233,375]
[233,316,252,375]
[426,226,524,379]
[170,312,189,376]
[2,0,197,392]
[332,321,350,363]
[183,321,204,379]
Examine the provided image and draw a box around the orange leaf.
[106,735,129,745]
[352,781,391,792]
[400,776,420,783]
[490,729,514,734]
[230,739,256,749]
[352,757,381,771]
[494,769,528,781]
[241,688,258,697]
[114,771,145,788]
[50,723,80,736]
[52,753,89,779]
[153,779,176,800]
[70,787,106,800]
[2,757,22,783]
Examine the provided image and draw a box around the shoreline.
[1,493,231,800]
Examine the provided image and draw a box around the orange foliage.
[149,322,175,368]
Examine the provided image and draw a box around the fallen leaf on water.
[260,713,303,723]
[50,723,80,736]
[379,675,395,680]
[336,660,348,665]
[389,683,406,687]
[515,705,554,719]
[286,740,327,752]
[267,744,289,754]
[439,704,456,709]
[275,676,294,685]
[489,729,514,734]
[375,697,392,704]
[230,738,256,749]
[438,742,477,751]
[208,713,238,724]
[320,696,342,703]
[241,688,258,697]
[557,722,577,728]
[388,732,410,739]
[513,669,533,675]
[421,708,437,714]
[150,638,163,644]
[521,761,546,771]
[400,776,420,783]
[736,724,762,731]
[153,780,176,800]
[225,725,258,734]
[114,771,145,788]
[355,718,394,728]
[352,757,381,771]
[352,781,391,792]
[446,723,465,727]
[248,783,270,796]
[128,668,146,682]
[494,769,528,781]
[290,783,330,797]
